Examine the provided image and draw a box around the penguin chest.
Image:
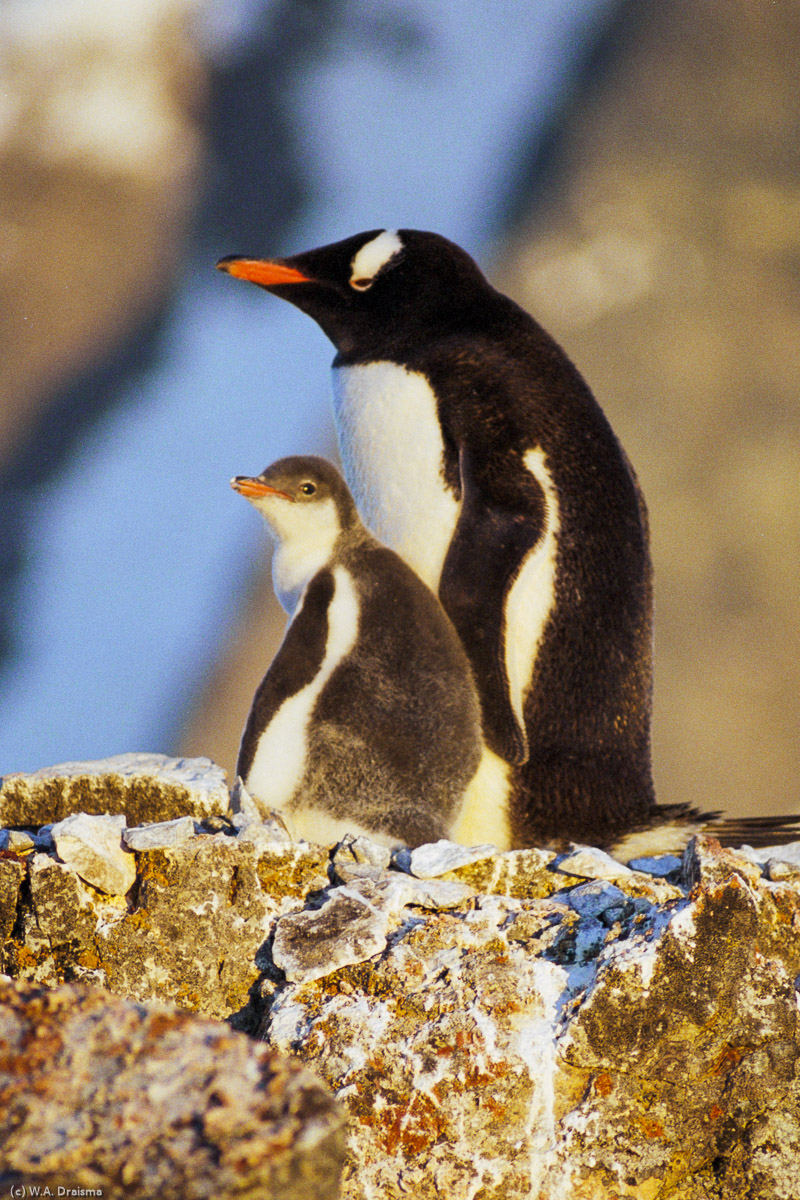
[244,566,359,811]
[331,362,460,590]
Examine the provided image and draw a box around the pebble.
[557,847,634,881]
[568,881,629,920]
[0,830,36,852]
[123,816,197,851]
[398,839,499,879]
[627,854,683,878]
[51,812,136,895]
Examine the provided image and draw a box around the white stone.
[236,823,294,851]
[122,817,196,851]
[557,846,634,881]
[272,871,476,986]
[230,776,262,823]
[51,812,136,895]
[334,833,393,872]
[738,840,800,868]
[402,839,499,879]
[230,778,292,845]
[273,890,392,985]
[4,830,36,852]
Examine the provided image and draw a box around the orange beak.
[216,257,311,287]
[231,476,293,501]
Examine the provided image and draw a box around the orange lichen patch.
[489,995,524,1018]
[5,943,40,971]
[464,1064,501,1089]
[595,1071,614,1097]
[135,851,173,889]
[76,948,102,970]
[708,1104,724,1121]
[175,984,201,1010]
[636,1115,666,1139]
[709,1043,750,1076]
[123,908,153,932]
[380,1091,443,1156]
[483,1094,507,1118]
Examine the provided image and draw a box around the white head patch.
[349,229,402,288]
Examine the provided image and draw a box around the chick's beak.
[216,257,311,287]
[230,477,293,501]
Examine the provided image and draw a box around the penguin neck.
[271,517,367,617]
[331,360,460,590]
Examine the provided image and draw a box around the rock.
[259,838,800,1199]
[444,845,576,898]
[682,834,765,890]
[0,976,346,1200]
[3,792,800,1197]
[0,753,230,826]
[334,833,393,872]
[567,880,630,920]
[399,839,499,878]
[123,815,197,851]
[627,853,683,878]
[557,846,634,881]
[394,839,582,899]
[0,829,36,853]
[556,868,800,1199]
[51,812,136,895]
[739,839,800,869]
[5,837,330,1026]
[765,858,800,884]
[274,888,394,986]
[231,777,294,848]
[0,854,26,941]
[272,873,475,986]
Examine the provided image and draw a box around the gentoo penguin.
[217,232,800,857]
[230,454,483,849]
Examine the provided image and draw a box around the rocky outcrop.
[263,837,800,1199]
[0,976,346,1200]
[2,755,800,1198]
[0,753,230,826]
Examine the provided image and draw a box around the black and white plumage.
[230,455,483,849]
[219,232,800,857]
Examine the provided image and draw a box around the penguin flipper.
[439,446,547,767]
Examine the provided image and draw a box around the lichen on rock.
[0,752,229,826]
[1,750,800,1199]
[0,976,346,1200]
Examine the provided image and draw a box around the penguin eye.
[299,482,316,496]
[350,277,373,291]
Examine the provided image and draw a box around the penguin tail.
[705,811,800,850]
[610,804,800,861]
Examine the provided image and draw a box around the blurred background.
[1,0,798,822]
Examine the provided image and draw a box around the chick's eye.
[299,482,316,496]
[350,277,373,291]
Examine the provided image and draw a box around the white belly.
[331,361,460,590]
[504,447,561,736]
[245,566,359,812]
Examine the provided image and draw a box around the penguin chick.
[230,455,483,849]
